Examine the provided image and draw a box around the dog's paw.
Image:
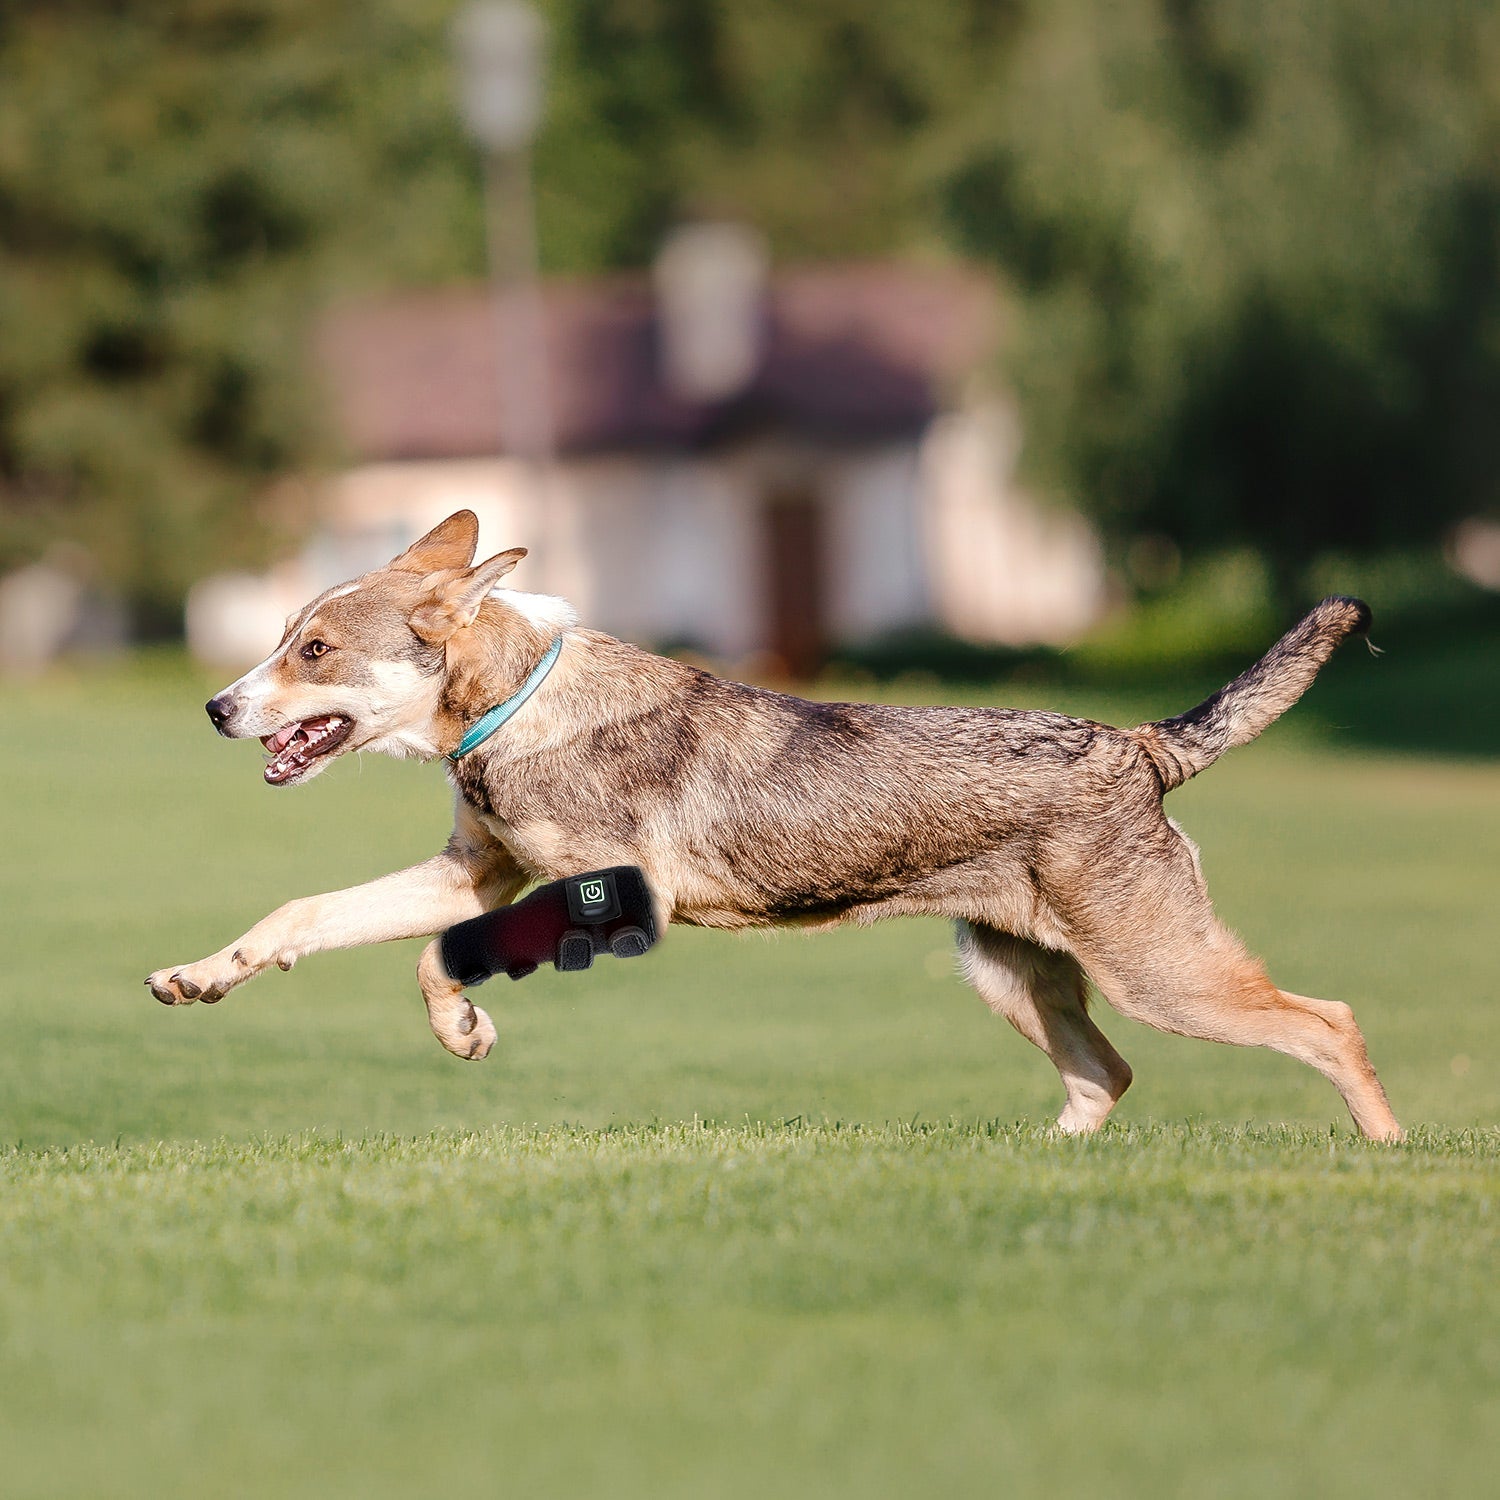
[461,1003,497,1061]
[431,1001,497,1061]
[415,937,495,1060]
[145,960,233,1007]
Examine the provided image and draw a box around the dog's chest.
[448,749,645,869]
[475,809,571,870]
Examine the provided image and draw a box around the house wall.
[316,447,943,661]
[920,405,1106,646]
[187,418,1106,670]
[317,454,763,659]
[822,443,930,643]
[320,459,544,582]
[569,456,760,658]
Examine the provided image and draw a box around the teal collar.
[448,635,564,760]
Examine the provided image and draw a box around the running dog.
[147,510,1402,1140]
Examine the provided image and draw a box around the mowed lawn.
[1,649,1497,1498]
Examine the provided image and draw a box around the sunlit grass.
[0,651,1496,1498]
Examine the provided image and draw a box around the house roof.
[316,261,999,461]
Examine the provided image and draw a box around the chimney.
[652,221,769,404]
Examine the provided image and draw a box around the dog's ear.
[390,511,480,574]
[410,549,527,643]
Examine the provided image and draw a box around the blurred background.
[2,0,1498,682]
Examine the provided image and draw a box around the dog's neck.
[437,602,559,755]
[493,588,576,638]
[439,613,706,772]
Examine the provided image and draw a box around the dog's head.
[205,511,569,786]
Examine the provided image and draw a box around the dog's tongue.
[260,714,353,784]
[262,722,303,755]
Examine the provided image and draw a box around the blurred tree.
[934,0,1500,599]
[0,0,1010,628]
[0,0,485,630]
[1,0,1497,626]
[542,0,1017,265]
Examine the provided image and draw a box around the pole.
[483,147,554,480]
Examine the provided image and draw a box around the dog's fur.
[147,510,1402,1140]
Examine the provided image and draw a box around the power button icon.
[566,871,621,923]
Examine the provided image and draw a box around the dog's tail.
[1132,596,1373,793]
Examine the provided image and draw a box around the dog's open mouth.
[260,714,354,784]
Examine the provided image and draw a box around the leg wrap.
[438,867,658,986]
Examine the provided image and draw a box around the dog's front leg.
[414,872,678,1062]
[146,827,525,1051]
[414,936,494,1061]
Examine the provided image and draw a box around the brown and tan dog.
[147,510,1402,1140]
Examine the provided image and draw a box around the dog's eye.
[302,639,332,660]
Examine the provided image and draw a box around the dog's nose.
[205,695,234,733]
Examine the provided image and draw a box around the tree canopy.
[2,0,1497,625]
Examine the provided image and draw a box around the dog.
[147,509,1403,1141]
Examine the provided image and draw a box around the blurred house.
[190,231,1104,672]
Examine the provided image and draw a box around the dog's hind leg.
[1065,866,1402,1140]
[956,922,1133,1134]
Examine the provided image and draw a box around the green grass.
[1,649,1497,1498]
[5,1124,1499,1499]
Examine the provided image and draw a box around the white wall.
[323,454,762,659]
[565,456,761,658]
[187,422,1108,671]
[823,443,930,642]
[920,405,1106,645]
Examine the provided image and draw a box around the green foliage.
[541,0,1015,264]
[936,0,1500,582]
[2,0,1498,624]
[0,1,485,627]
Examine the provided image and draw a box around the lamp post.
[452,1,553,469]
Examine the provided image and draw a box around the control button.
[566,871,621,924]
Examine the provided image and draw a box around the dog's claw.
[147,969,191,1005]
[147,963,229,1006]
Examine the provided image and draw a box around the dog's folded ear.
[389,511,481,574]
[410,549,528,643]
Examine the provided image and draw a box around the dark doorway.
[761,488,827,678]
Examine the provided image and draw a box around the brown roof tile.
[316,261,999,460]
